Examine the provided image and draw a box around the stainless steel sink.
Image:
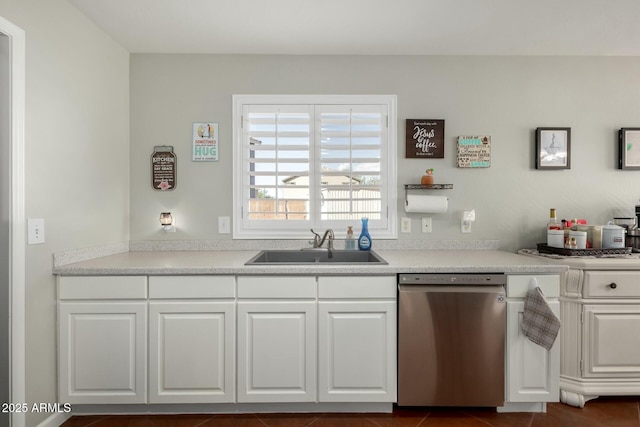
[245,249,387,265]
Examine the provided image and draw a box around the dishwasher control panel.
[399,273,506,285]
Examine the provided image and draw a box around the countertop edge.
[52,250,569,276]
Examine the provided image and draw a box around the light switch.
[28,218,45,244]
[218,216,231,234]
[400,217,411,233]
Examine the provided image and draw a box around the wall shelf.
[404,184,453,206]
[404,184,453,190]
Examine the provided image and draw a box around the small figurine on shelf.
[421,168,434,186]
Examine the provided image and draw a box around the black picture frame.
[535,127,571,170]
[618,128,640,170]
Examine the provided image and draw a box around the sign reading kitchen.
[406,119,445,158]
[151,146,176,190]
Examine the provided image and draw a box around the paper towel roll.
[405,194,448,213]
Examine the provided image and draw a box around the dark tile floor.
[60,397,640,427]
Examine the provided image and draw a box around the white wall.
[130,54,640,252]
[0,2,130,425]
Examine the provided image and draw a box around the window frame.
[232,94,397,239]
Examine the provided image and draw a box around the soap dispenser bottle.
[358,217,372,251]
[345,226,356,250]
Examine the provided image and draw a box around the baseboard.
[497,402,546,413]
[35,412,72,427]
[69,402,393,415]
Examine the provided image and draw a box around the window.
[233,95,397,239]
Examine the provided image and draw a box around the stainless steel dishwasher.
[398,273,506,407]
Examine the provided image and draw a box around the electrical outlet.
[400,217,411,233]
[28,218,45,244]
[421,217,432,233]
[461,209,475,233]
[218,216,231,234]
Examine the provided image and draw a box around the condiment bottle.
[358,217,372,251]
[345,226,356,250]
[547,208,561,230]
[562,219,570,245]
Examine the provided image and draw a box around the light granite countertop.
[53,249,568,276]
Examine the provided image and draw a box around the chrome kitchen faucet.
[309,228,334,258]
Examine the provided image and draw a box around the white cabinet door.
[148,301,235,403]
[506,300,560,402]
[318,301,396,402]
[583,304,640,378]
[59,302,147,404]
[237,301,316,402]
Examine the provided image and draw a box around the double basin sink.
[245,249,387,265]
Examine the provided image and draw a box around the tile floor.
[60,397,640,427]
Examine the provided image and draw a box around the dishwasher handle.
[398,284,506,294]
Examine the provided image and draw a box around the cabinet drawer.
[149,276,235,299]
[506,275,559,298]
[583,271,640,298]
[237,276,316,299]
[318,276,396,299]
[59,276,147,300]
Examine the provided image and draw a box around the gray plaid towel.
[521,286,561,351]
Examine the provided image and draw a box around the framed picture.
[457,135,491,168]
[406,119,445,158]
[618,128,640,170]
[535,127,571,169]
[192,122,219,161]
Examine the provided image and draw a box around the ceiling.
[68,0,640,56]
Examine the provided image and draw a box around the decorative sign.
[457,136,491,168]
[192,122,219,161]
[151,146,176,190]
[406,119,445,159]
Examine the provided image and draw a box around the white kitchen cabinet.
[318,276,396,402]
[506,300,560,402]
[58,276,148,404]
[148,276,235,403]
[503,275,560,409]
[519,253,640,407]
[236,276,317,403]
[57,272,397,410]
[560,269,640,407]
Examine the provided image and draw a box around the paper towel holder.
[404,184,454,206]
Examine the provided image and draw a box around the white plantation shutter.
[316,105,386,226]
[233,95,397,239]
[243,105,313,230]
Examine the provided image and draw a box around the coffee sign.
[406,119,445,159]
[457,136,491,168]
